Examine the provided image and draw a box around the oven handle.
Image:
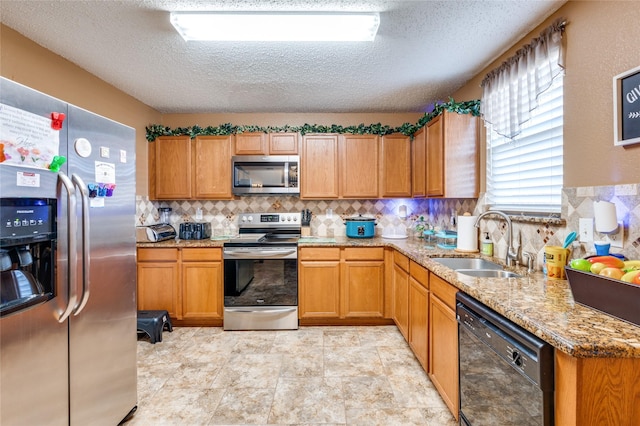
[225,307,297,314]
[224,249,297,259]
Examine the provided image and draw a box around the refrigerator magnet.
[74,138,92,158]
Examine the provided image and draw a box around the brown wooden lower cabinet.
[298,247,386,323]
[136,248,179,318]
[555,350,640,426]
[136,247,223,326]
[428,272,459,421]
[392,251,410,340]
[408,260,429,371]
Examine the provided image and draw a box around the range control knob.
[241,216,247,222]
[292,216,298,221]
[247,216,253,222]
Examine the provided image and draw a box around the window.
[481,18,566,215]
[485,76,563,214]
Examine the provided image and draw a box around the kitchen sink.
[430,257,504,271]
[456,269,521,278]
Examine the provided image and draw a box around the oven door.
[223,245,298,330]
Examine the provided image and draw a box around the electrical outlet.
[579,218,594,242]
[608,222,624,248]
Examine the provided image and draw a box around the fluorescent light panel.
[170,12,380,42]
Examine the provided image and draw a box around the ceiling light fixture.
[169,11,380,42]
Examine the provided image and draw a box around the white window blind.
[486,75,563,214]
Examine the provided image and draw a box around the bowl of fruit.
[565,255,640,326]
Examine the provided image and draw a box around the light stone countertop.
[137,235,640,358]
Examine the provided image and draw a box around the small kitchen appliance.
[344,214,376,238]
[179,222,211,240]
[223,212,301,330]
[144,224,177,242]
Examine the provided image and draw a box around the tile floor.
[127,326,458,426]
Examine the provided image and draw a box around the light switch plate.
[579,218,594,242]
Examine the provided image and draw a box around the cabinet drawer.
[430,273,458,310]
[181,248,222,262]
[299,247,341,261]
[137,248,178,262]
[393,250,410,272]
[410,260,428,289]
[342,247,384,261]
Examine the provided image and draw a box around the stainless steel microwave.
[232,155,299,195]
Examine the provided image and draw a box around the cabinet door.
[380,133,412,197]
[181,261,223,320]
[409,276,429,371]
[137,261,180,319]
[299,260,341,318]
[411,126,426,197]
[194,135,233,199]
[443,111,479,198]
[153,136,192,199]
[234,132,267,155]
[339,134,379,198]
[392,263,409,340]
[301,134,339,199]
[269,133,298,154]
[341,260,384,318]
[429,294,459,420]
[426,114,444,197]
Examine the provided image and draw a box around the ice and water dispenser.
[0,198,56,317]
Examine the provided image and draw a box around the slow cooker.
[344,215,376,238]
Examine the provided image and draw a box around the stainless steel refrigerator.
[0,77,137,425]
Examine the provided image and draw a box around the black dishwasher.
[456,292,554,426]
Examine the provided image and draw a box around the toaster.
[143,224,177,242]
[179,222,211,240]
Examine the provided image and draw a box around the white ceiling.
[0,0,565,114]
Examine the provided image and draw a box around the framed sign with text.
[613,64,640,146]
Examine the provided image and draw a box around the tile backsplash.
[136,183,640,268]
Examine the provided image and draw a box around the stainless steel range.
[223,212,300,330]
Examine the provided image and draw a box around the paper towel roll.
[456,215,478,252]
[594,201,618,233]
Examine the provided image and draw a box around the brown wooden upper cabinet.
[234,132,299,155]
[150,135,192,199]
[150,135,233,200]
[300,134,340,199]
[193,135,233,199]
[412,126,426,198]
[426,111,479,198]
[339,134,379,199]
[380,133,412,198]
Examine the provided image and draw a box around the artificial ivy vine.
[145,98,480,142]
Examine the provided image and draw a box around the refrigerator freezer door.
[0,78,70,425]
[66,106,137,425]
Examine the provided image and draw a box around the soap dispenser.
[481,232,493,256]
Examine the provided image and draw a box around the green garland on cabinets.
[145,98,480,141]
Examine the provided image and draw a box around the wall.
[452,0,640,188]
[162,112,420,129]
[0,25,161,196]
[449,0,640,265]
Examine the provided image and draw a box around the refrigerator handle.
[71,173,91,316]
[57,172,79,323]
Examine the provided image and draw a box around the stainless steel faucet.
[474,210,518,267]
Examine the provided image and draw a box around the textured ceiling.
[0,0,565,114]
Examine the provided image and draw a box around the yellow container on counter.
[544,245,570,280]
